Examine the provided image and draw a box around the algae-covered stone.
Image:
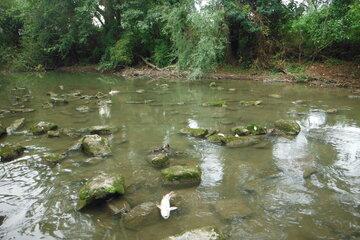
[81,134,111,157]
[164,226,222,240]
[240,100,262,106]
[107,198,131,216]
[77,174,125,210]
[231,126,250,136]
[6,118,25,135]
[50,97,68,106]
[226,136,260,148]
[207,134,227,145]
[0,124,6,138]
[161,165,201,187]
[89,125,113,135]
[213,199,252,220]
[274,119,301,136]
[42,153,65,166]
[245,124,267,135]
[0,144,25,162]
[30,121,58,135]
[179,128,208,138]
[149,153,170,168]
[123,202,159,229]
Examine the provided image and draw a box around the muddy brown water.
[0,72,359,240]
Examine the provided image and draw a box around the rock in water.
[149,153,170,168]
[231,124,266,136]
[30,121,58,135]
[164,227,222,240]
[77,174,125,210]
[179,128,208,138]
[0,124,6,138]
[274,119,301,136]
[89,125,113,135]
[42,153,65,166]
[47,130,60,138]
[161,165,201,187]
[226,136,260,148]
[81,134,112,157]
[50,97,68,106]
[123,202,160,229]
[76,106,90,113]
[6,118,25,135]
[107,198,131,216]
[0,144,25,162]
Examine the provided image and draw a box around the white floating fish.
[109,90,120,96]
[157,191,177,219]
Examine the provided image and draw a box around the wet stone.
[42,153,65,166]
[326,108,338,114]
[274,119,301,136]
[123,202,160,229]
[50,97,68,106]
[149,153,170,169]
[107,198,131,216]
[81,134,112,157]
[213,199,252,221]
[179,128,208,138]
[30,121,58,135]
[89,125,113,136]
[76,106,90,113]
[164,226,222,240]
[47,130,60,138]
[77,173,125,210]
[161,165,202,187]
[6,118,25,135]
[0,144,25,162]
[226,136,261,148]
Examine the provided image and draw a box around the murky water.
[0,72,359,240]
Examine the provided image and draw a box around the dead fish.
[109,90,120,96]
[157,191,177,219]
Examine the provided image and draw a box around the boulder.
[107,198,131,216]
[30,121,58,135]
[77,174,125,210]
[161,165,201,187]
[226,136,260,148]
[213,199,252,220]
[47,130,60,138]
[0,144,25,162]
[164,226,222,240]
[149,153,170,169]
[42,153,65,166]
[179,128,208,138]
[239,100,262,106]
[50,97,68,106]
[6,118,25,135]
[274,119,301,136]
[0,124,6,138]
[81,135,111,157]
[123,202,160,229]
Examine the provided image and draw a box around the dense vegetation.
[0,0,359,78]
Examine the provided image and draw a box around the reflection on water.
[0,73,360,239]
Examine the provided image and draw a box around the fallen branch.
[139,56,162,71]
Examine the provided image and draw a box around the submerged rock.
[42,153,65,166]
[149,153,170,169]
[89,125,113,135]
[0,124,6,138]
[179,128,208,138]
[10,108,35,113]
[30,121,58,135]
[240,100,262,106]
[50,97,68,106]
[207,134,228,145]
[161,165,202,187]
[6,118,25,135]
[232,124,266,136]
[164,226,222,240]
[0,144,25,162]
[226,136,261,148]
[274,119,301,136]
[47,130,60,138]
[77,173,125,210]
[81,134,111,157]
[76,106,90,113]
[123,202,159,229]
[209,82,217,87]
[61,128,82,138]
[213,199,252,220]
[107,198,131,216]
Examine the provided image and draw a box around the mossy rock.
[207,134,227,145]
[202,100,226,107]
[161,165,201,187]
[245,124,267,135]
[30,121,58,135]
[0,144,25,162]
[81,134,111,157]
[226,136,261,148]
[42,153,65,166]
[274,119,301,136]
[231,126,250,136]
[239,100,262,106]
[89,125,113,135]
[6,118,25,135]
[149,153,170,169]
[0,124,6,138]
[47,130,60,138]
[77,174,125,210]
[123,202,160,229]
[163,226,223,240]
[179,128,208,138]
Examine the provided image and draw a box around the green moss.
[42,153,64,166]
[161,165,201,186]
[207,134,227,145]
[0,144,25,162]
[246,124,267,135]
[30,122,58,135]
[274,119,301,135]
[150,153,169,168]
[179,128,209,138]
[231,126,250,136]
[226,136,261,148]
